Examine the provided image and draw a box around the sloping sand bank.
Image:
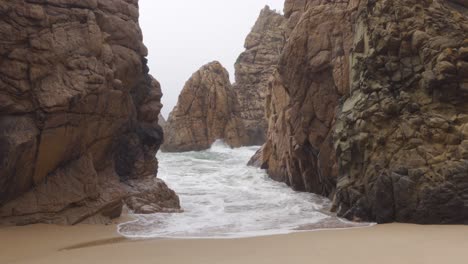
[1,223,468,264]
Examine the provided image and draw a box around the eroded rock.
[253,0,354,197]
[232,6,287,145]
[0,0,179,225]
[162,61,247,152]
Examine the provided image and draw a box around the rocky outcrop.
[0,0,179,225]
[162,61,247,152]
[232,6,287,145]
[447,0,468,16]
[334,0,468,224]
[158,114,167,128]
[253,0,468,224]
[253,0,356,196]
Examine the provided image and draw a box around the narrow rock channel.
[118,141,370,238]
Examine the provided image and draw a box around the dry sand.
[1,222,468,264]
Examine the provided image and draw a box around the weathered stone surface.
[0,0,179,225]
[253,0,354,197]
[253,0,468,224]
[232,6,287,146]
[333,0,468,224]
[162,61,247,152]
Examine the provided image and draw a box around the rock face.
[334,0,468,224]
[232,6,287,145]
[254,0,356,196]
[0,0,179,225]
[162,62,247,152]
[254,0,468,224]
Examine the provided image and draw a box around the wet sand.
[1,222,468,264]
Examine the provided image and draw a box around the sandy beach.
[1,222,468,264]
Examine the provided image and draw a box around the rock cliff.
[163,7,288,152]
[162,61,247,152]
[0,0,179,225]
[253,0,468,224]
[232,6,287,145]
[334,0,468,224]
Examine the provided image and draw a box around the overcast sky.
[139,0,285,118]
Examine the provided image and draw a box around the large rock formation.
[232,6,287,145]
[163,7,288,152]
[162,61,247,152]
[253,0,356,196]
[0,0,179,225]
[334,0,468,224]
[253,0,468,224]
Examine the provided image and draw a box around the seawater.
[118,140,369,238]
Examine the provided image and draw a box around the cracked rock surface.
[253,0,468,224]
[0,0,179,225]
[162,61,247,152]
[163,7,288,151]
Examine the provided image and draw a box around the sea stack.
[162,61,247,152]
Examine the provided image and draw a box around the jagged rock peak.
[232,6,287,146]
[0,0,180,225]
[162,61,247,152]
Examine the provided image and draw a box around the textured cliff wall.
[158,114,167,128]
[162,61,247,152]
[0,0,179,225]
[254,0,357,196]
[232,6,287,146]
[334,0,468,223]
[255,0,468,224]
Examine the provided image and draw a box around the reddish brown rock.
[333,0,468,224]
[254,0,468,224]
[254,0,354,197]
[163,7,288,151]
[0,0,179,225]
[162,61,247,152]
[158,114,167,129]
[232,6,287,145]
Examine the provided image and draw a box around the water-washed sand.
[1,221,468,264]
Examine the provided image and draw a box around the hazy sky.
[139,0,285,118]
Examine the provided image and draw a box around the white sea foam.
[118,140,370,239]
